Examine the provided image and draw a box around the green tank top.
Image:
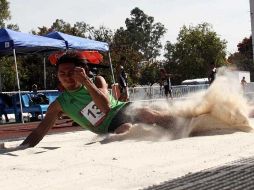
[57,86,126,134]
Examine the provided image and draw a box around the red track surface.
[0,119,82,141]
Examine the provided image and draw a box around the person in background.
[30,84,49,105]
[116,57,129,101]
[159,68,173,100]
[0,93,11,123]
[30,84,39,103]
[241,76,247,90]
[29,84,49,121]
[208,65,216,85]
[31,84,38,94]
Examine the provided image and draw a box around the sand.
[1,130,254,190]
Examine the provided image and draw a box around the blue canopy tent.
[45,31,109,52]
[0,28,66,123]
[45,31,115,83]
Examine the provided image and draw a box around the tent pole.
[43,57,47,91]
[108,51,115,84]
[13,49,24,124]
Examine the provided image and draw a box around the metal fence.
[127,84,210,101]
[127,82,254,101]
[2,82,254,102]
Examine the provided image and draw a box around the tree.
[92,25,113,42]
[110,27,143,86]
[0,57,17,91]
[125,7,166,61]
[228,36,254,81]
[164,23,227,84]
[0,0,20,91]
[237,37,252,59]
[34,19,105,40]
[110,8,166,86]
[139,62,160,86]
[0,0,10,27]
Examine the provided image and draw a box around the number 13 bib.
[80,101,106,127]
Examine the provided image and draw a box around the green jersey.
[57,86,126,134]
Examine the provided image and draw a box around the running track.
[0,119,82,141]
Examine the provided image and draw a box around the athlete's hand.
[0,142,29,152]
[73,67,89,84]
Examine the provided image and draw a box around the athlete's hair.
[56,51,88,70]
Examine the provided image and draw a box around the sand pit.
[1,130,254,190]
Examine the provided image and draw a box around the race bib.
[80,101,106,127]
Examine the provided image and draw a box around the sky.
[7,0,252,56]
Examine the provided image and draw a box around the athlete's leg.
[114,123,132,134]
[110,103,174,134]
[134,107,174,127]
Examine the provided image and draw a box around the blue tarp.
[0,28,66,56]
[45,31,109,52]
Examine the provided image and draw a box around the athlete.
[17,51,172,148]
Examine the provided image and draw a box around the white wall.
[234,71,251,83]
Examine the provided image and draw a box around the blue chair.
[12,93,49,121]
[23,94,49,119]
[45,91,61,104]
[4,91,61,122]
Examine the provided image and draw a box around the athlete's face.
[57,62,81,90]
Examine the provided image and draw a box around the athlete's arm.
[94,76,110,96]
[74,67,111,114]
[20,100,62,147]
